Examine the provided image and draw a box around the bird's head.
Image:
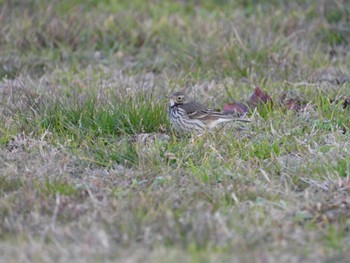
[167,91,189,106]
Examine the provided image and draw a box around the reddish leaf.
[247,87,273,107]
[223,101,249,115]
[282,100,303,111]
[279,93,309,112]
[223,87,272,114]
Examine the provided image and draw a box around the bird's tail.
[231,118,250,122]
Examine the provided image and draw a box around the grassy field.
[0,0,349,262]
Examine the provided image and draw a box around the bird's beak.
[166,95,176,106]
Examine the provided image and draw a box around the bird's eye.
[177,96,182,101]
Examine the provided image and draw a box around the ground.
[0,0,349,262]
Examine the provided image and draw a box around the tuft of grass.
[20,93,169,139]
[33,178,78,197]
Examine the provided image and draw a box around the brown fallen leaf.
[223,87,272,115]
[247,86,273,107]
[279,93,304,111]
[223,101,249,116]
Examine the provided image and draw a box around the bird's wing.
[181,101,208,114]
[187,109,231,121]
[188,109,250,123]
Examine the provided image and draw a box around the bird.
[167,91,250,133]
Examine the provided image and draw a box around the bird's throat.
[169,100,181,109]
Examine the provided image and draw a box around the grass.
[0,0,350,262]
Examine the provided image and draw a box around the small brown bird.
[167,91,250,133]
